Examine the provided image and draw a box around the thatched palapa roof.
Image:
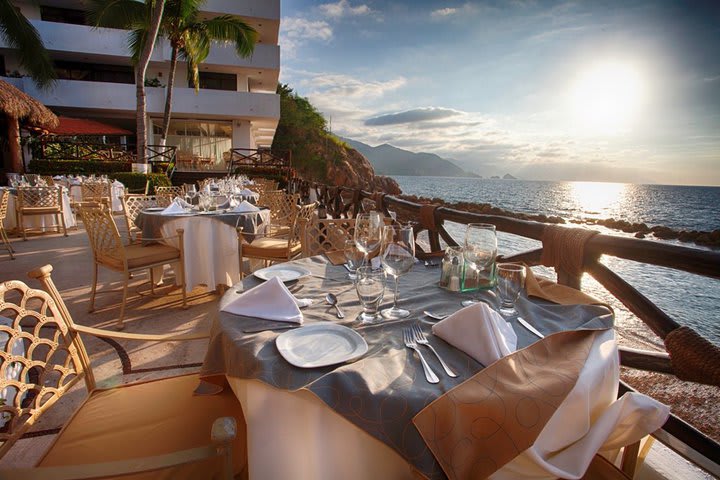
[0,79,58,129]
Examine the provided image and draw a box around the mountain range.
[342,138,478,178]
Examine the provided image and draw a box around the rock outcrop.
[325,145,401,194]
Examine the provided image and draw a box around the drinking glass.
[344,239,365,280]
[355,266,386,324]
[496,263,526,316]
[380,225,415,319]
[354,212,383,266]
[461,223,498,307]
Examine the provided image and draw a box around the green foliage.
[29,159,131,175]
[272,84,349,182]
[112,172,171,193]
[232,166,287,187]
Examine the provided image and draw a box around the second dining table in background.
[135,207,271,291]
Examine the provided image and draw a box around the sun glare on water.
[570,181,626,218]
[570,61,645,134]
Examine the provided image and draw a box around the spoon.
[424,310,449,321]
[325,293,345,319]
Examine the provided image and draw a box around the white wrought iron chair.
[15,186,68,240]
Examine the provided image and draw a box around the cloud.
[319,0,372,19]
[431,8,457,18]
[365,107,464,126]
[280,17,333,58]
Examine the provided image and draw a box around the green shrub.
[111,173,171,193]
[28,159,131,175]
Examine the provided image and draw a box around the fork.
[403,328,439,384]
[412,325,458,377]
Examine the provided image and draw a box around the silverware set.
[403,325,457,383]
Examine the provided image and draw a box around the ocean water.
[393,176,720,345]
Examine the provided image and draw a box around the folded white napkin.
[221,277,305,323]
[161,200,187,215]
[173,196,192,208]
[238,188,258,197]
[432,302,517,366]
[232,200,260,213]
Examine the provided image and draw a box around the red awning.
[46,116,132,136]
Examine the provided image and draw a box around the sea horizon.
[386,175,720,189]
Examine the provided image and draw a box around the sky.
[278,0,720,186]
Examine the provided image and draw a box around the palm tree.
[0,0,56,89]
[158,0,257,146]
[88,0,165,165]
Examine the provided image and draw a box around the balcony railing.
[226,148,294,179]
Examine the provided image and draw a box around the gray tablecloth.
[200,256,614,479]
[136,208,269,240]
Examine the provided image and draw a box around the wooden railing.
[39,141,135,162]
[226,148,294,179]
[288,177,720,474]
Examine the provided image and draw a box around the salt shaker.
[439,246,463,291]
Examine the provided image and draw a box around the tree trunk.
[7,116,22,173]
[160,45,179,146]
[134,0,166,165]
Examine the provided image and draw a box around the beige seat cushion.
[20,207,61,214]
[243,237,301,259]
[125,243,180,269]
[38,373,247,480]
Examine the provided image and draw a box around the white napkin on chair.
[221,277,305,323]
[432,302,517,366]
[232,200,259,213]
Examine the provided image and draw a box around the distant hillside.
[342,138,477,177]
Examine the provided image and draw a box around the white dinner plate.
[276,324,368,368]
[254,265,311,282]
[145,207,165,212]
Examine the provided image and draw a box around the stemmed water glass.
[353,212,383,267]
[461,223,498,307]
[380,224,415,319]
[185,185,198,206]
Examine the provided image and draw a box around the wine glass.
[461,223,498,307]
[353,212,383,267]
[185,184,197,205]
[344,239,364,280]
[380,224,415,319]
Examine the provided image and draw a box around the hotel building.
[0,0,281,170]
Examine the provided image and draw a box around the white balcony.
[202,0,279,20]
[6,20,279,71]
[7,77,280,121]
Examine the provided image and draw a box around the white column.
[232,120,252,150]
[236,74,249,92]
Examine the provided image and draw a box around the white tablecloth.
[158,214,266,291]
[2,188,76,231]
[66,181,125,212]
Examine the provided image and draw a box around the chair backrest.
[155,186,185,197]
[290,202,318,245]
[121,194,162,241]
[17,186,62,210]
[265,192,300,224]
[0,189,9,222]
[301,217,356,257]
[81,180,111,203]
[0,271,93,458]
[77,204,127,269]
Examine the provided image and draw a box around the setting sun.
[570,61,645,134]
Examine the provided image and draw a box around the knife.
[243,325,300,334]
[517,317,545,339]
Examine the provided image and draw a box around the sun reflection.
[570,181,627,218]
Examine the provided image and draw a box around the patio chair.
[0,189,14,259]
[120,194,164,243]
[301,217,394,258]
[0,265,247,479]
[238,202,317,277]
[15,186,68,240]
[77,203,187,328]
[264,191,300,237]
[155,185,186,197]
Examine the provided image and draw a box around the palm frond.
[202,15,257,57]
[0,0,56,89]
[86,0,148,30]
[128,27,147,65]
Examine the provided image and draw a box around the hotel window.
[154,119,233,166]
[199,72,237,91]
[54,61,134,84]
[40,6,88,25]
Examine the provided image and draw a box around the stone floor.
[0,219,221,467]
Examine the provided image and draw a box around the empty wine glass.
[461,223,498,307]
[344,239,364,280]
[380,224,415,319]
[354,212,383,267]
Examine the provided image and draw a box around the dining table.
[0,186,76,232]
[199,256,669,480]
[135,207,271,292]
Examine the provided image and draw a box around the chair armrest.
[72,324,209,342]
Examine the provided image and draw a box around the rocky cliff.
[325,145,401,194]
